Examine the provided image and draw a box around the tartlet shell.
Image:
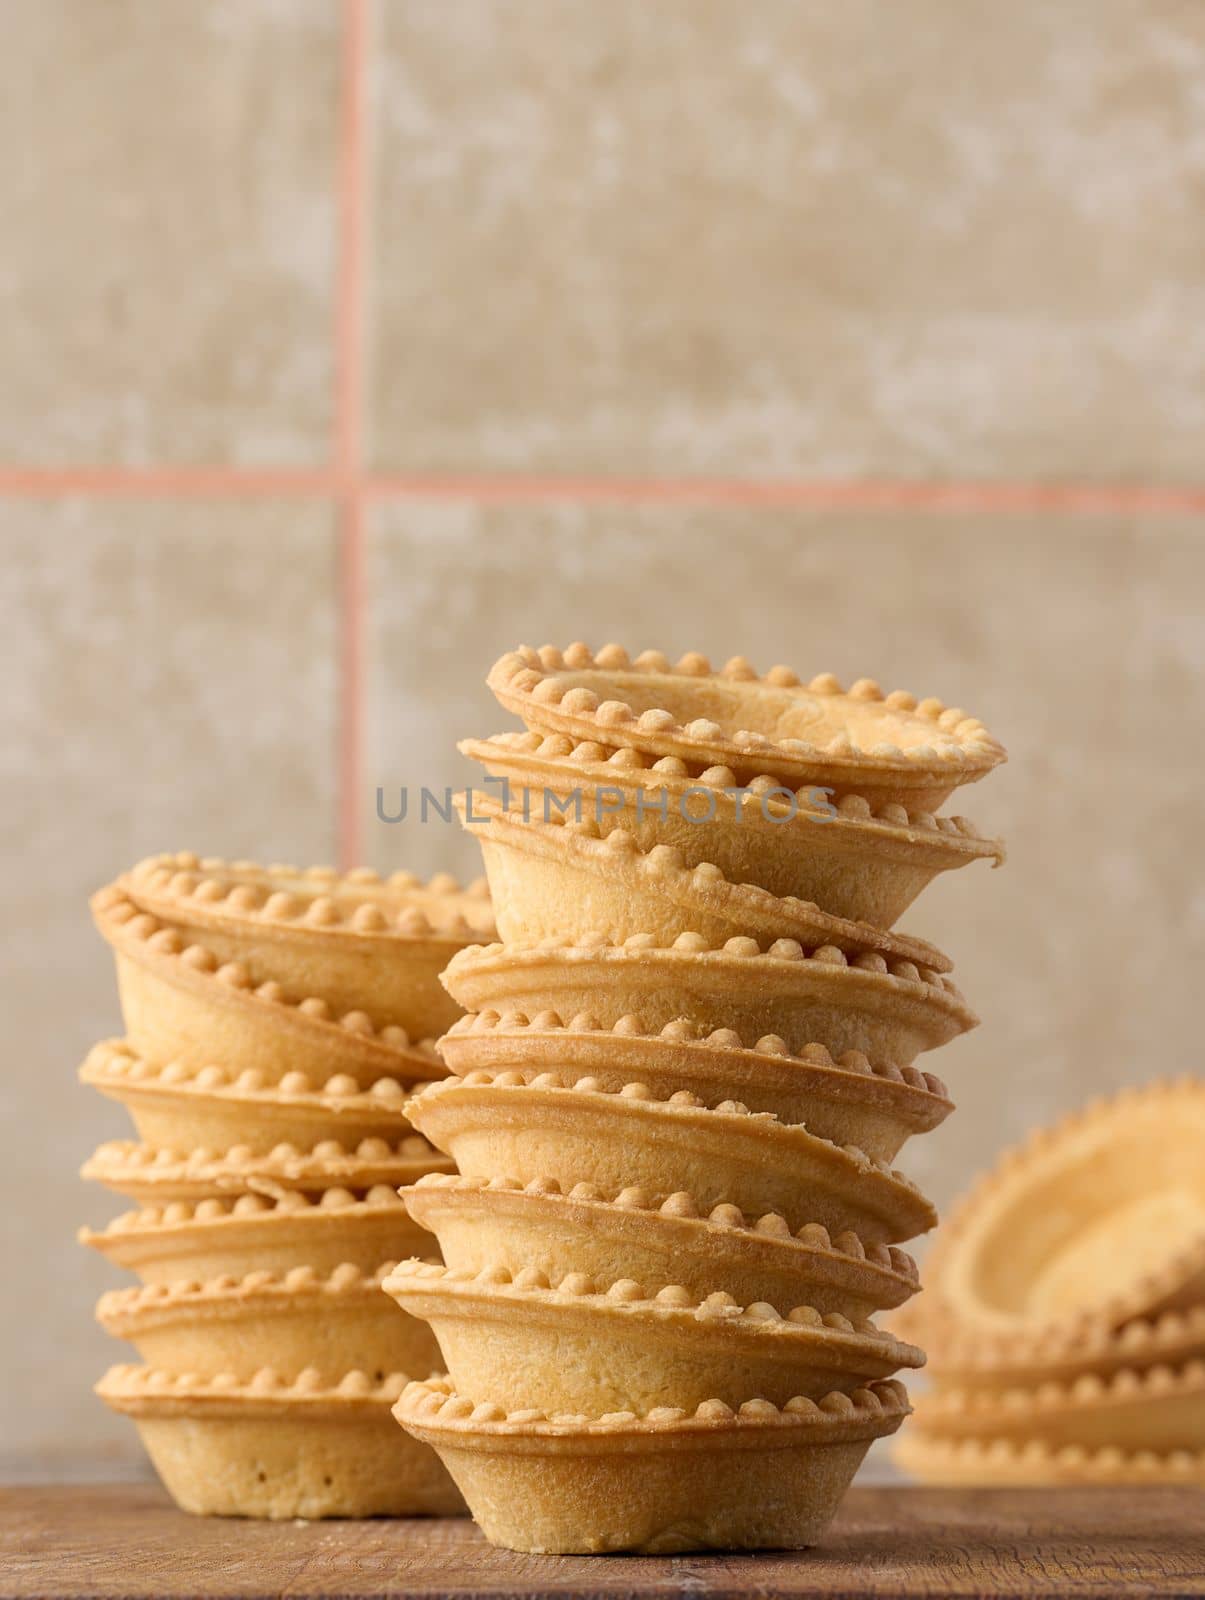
[96,1264,441,1383]
[404,1173,919,1320]
[397,1374,909,1553]
[81,1137,446,1205]
[80,1187,431,1285]
[488,644,1004,810]
[462,730,1001,929]
[909,1361,1205,1454]
[441,938,975,1066]
[120,854,493,1032]
[895,1430,1205,1488]
[405,1073,936,1244]
[439,1009,951,1164]
[80,1038,432,1151]
[97,1365,464,1519]
[918,1080,1205,1355]
[458,791,951,970]
[384,1260,923,1417]
[93,888,444,1087]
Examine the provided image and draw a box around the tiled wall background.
[2,0,1204,1472]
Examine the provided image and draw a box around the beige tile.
[0,1,339,465]
[0,498,338,1462]
[370,0,1205,480]
[364,500,1205,1230]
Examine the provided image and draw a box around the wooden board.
[3,1484,1203,1600]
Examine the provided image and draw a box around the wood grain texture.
[3,1485,1204,1600]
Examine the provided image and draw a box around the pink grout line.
[335,0,368,871]
[0,466,338,497]
[363,475,1205,515]
[5,466,1205,516]
[337,495,366,871]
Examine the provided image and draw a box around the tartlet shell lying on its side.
[917,1079,1205,1355]
[456,791,951,970]
[441,937,975,1067]
[80,1038,429,1152]
[461,730,1002,929]
[487,643,1005,810]
[439,1010,952,1164]
[384,1260,923,1416]
[404,1174,919,1320]
[96,1263,442,1382]
[396,1375,910,1554]
[79,1186,432,1285]
[97,1365,464,1519]
[93,888,444,1087]
[405,1074,936,1244]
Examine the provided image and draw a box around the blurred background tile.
[370,0,1205,480]
[364,504,1205,1221]
[0,0,339,466]
[0,498,338,1467]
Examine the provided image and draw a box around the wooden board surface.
[3,1484,1203,1600]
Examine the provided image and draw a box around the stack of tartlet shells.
[81,853,495,1518]
[387,642,1006,1552]
[895,1079,1205,1487]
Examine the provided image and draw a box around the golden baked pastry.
[97,1365,465,1518]
[79,1039,434,1152]
[894,1432,1205,1488]
[487,645,1005,810]
[907,1362,1205,1454]
[397,1375,909,1553]
[456,792,951,969]
[92,888,442,1087]
[80,1185,430,1285]
[96,1263,440,1381]
[462,731,1002,928]
[913,1080,1205,1355]
[439,1010,951,1163]
[384,1260,923,1415]
[81,1135,445,1204]
[119,853,494,1033]
[905,1306,1205,1393]
[405,1173,919,1320]
[441,937,974,1066]
[405,1074,936,1243]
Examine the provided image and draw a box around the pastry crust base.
[98,1366,465,1519]
[397,1375,909,1553]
